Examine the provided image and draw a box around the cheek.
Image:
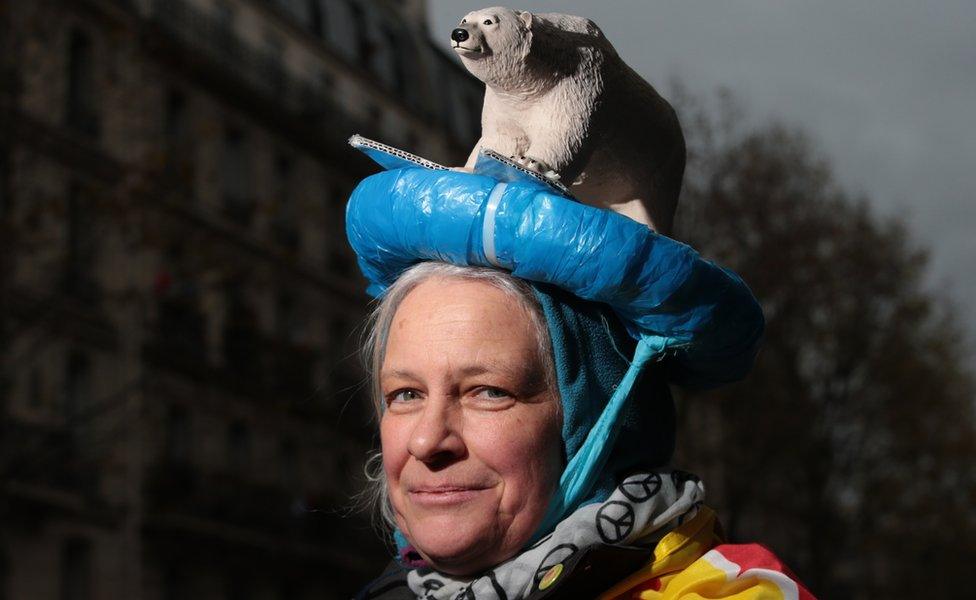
[379,415,410,483]
[469,409,563,495]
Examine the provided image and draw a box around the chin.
[395,482,550,574]
[408,513,502,572]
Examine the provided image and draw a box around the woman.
[348,169,814,599]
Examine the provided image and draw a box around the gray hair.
[358,262,556,532]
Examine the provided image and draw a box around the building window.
[65,29,98,137]
[279,438,298,490]
[0,551,8,600]
[349,1,373,68]
[165,405,191,463]
[60,538,92,600]
[164,90,186,146]
[263,34,286,95]
[212,1,237,56]
[278,581,298,600]
[222,281,260,381]
[221,127,253,226]
[163,566,189,600]
[321,184,340,225]
[214,0,234,26]
[366,102,382,126]
[322,184,347,275]
[382,25,408,95]
[163,90,195,191]
[274,154,293,202]
[308,0,325,37]
[327,248,350,276]
[226,420,251,473]
[274,0,313,27]
[0,152,9,218]
[318,70,334,95]
[271,154,299,250]
[225,577,250,600]
[64,351,92,423]
[155,243,207,365]
[274,291,297,342]
[405,130,420,153]
[325,1,355,58]
[329,317,347,350]
[64,182,98,300]
[29,367,43,409]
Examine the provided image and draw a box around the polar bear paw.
[514,155,561,181]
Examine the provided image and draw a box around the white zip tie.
[482,182,507,268]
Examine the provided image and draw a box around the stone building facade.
[0,0,481,598]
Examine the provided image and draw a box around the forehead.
[386,277,540,360]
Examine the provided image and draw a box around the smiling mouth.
[409,486,489,506]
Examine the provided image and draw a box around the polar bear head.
[450,7,534,85]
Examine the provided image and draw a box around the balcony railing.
[144,298,208,379]
[145,0,380,143]
[149,0,266,94]
[1,418,101,496]
[145,306,319,404]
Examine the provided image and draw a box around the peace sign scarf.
[404,469,705,600]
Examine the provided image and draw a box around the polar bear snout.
[451,24,487,57]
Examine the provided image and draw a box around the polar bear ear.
[518,10,533,30]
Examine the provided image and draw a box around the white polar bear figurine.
[451,7,685,234]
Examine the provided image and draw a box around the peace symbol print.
[535,543,578,582]
[596,501,636,544]
[453,587,474,600]
[422,579,444,591]
[619,473,662,503]
[420,578,445,600]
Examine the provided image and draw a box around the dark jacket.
[355,544,652,600]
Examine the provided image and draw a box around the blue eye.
[389,389,421,404]
[475,387,511,400]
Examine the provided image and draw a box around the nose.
[407,398,465,465]
[451,28,469,43]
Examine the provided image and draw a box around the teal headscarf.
[530,283,675,540]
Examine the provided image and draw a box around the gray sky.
[429,0,976,353]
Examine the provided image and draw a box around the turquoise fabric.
[530,284,676,540]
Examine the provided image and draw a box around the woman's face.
[380,277,563,575]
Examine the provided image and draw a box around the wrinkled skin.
[380,277,563,575]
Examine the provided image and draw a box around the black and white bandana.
[405,469,704,600]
